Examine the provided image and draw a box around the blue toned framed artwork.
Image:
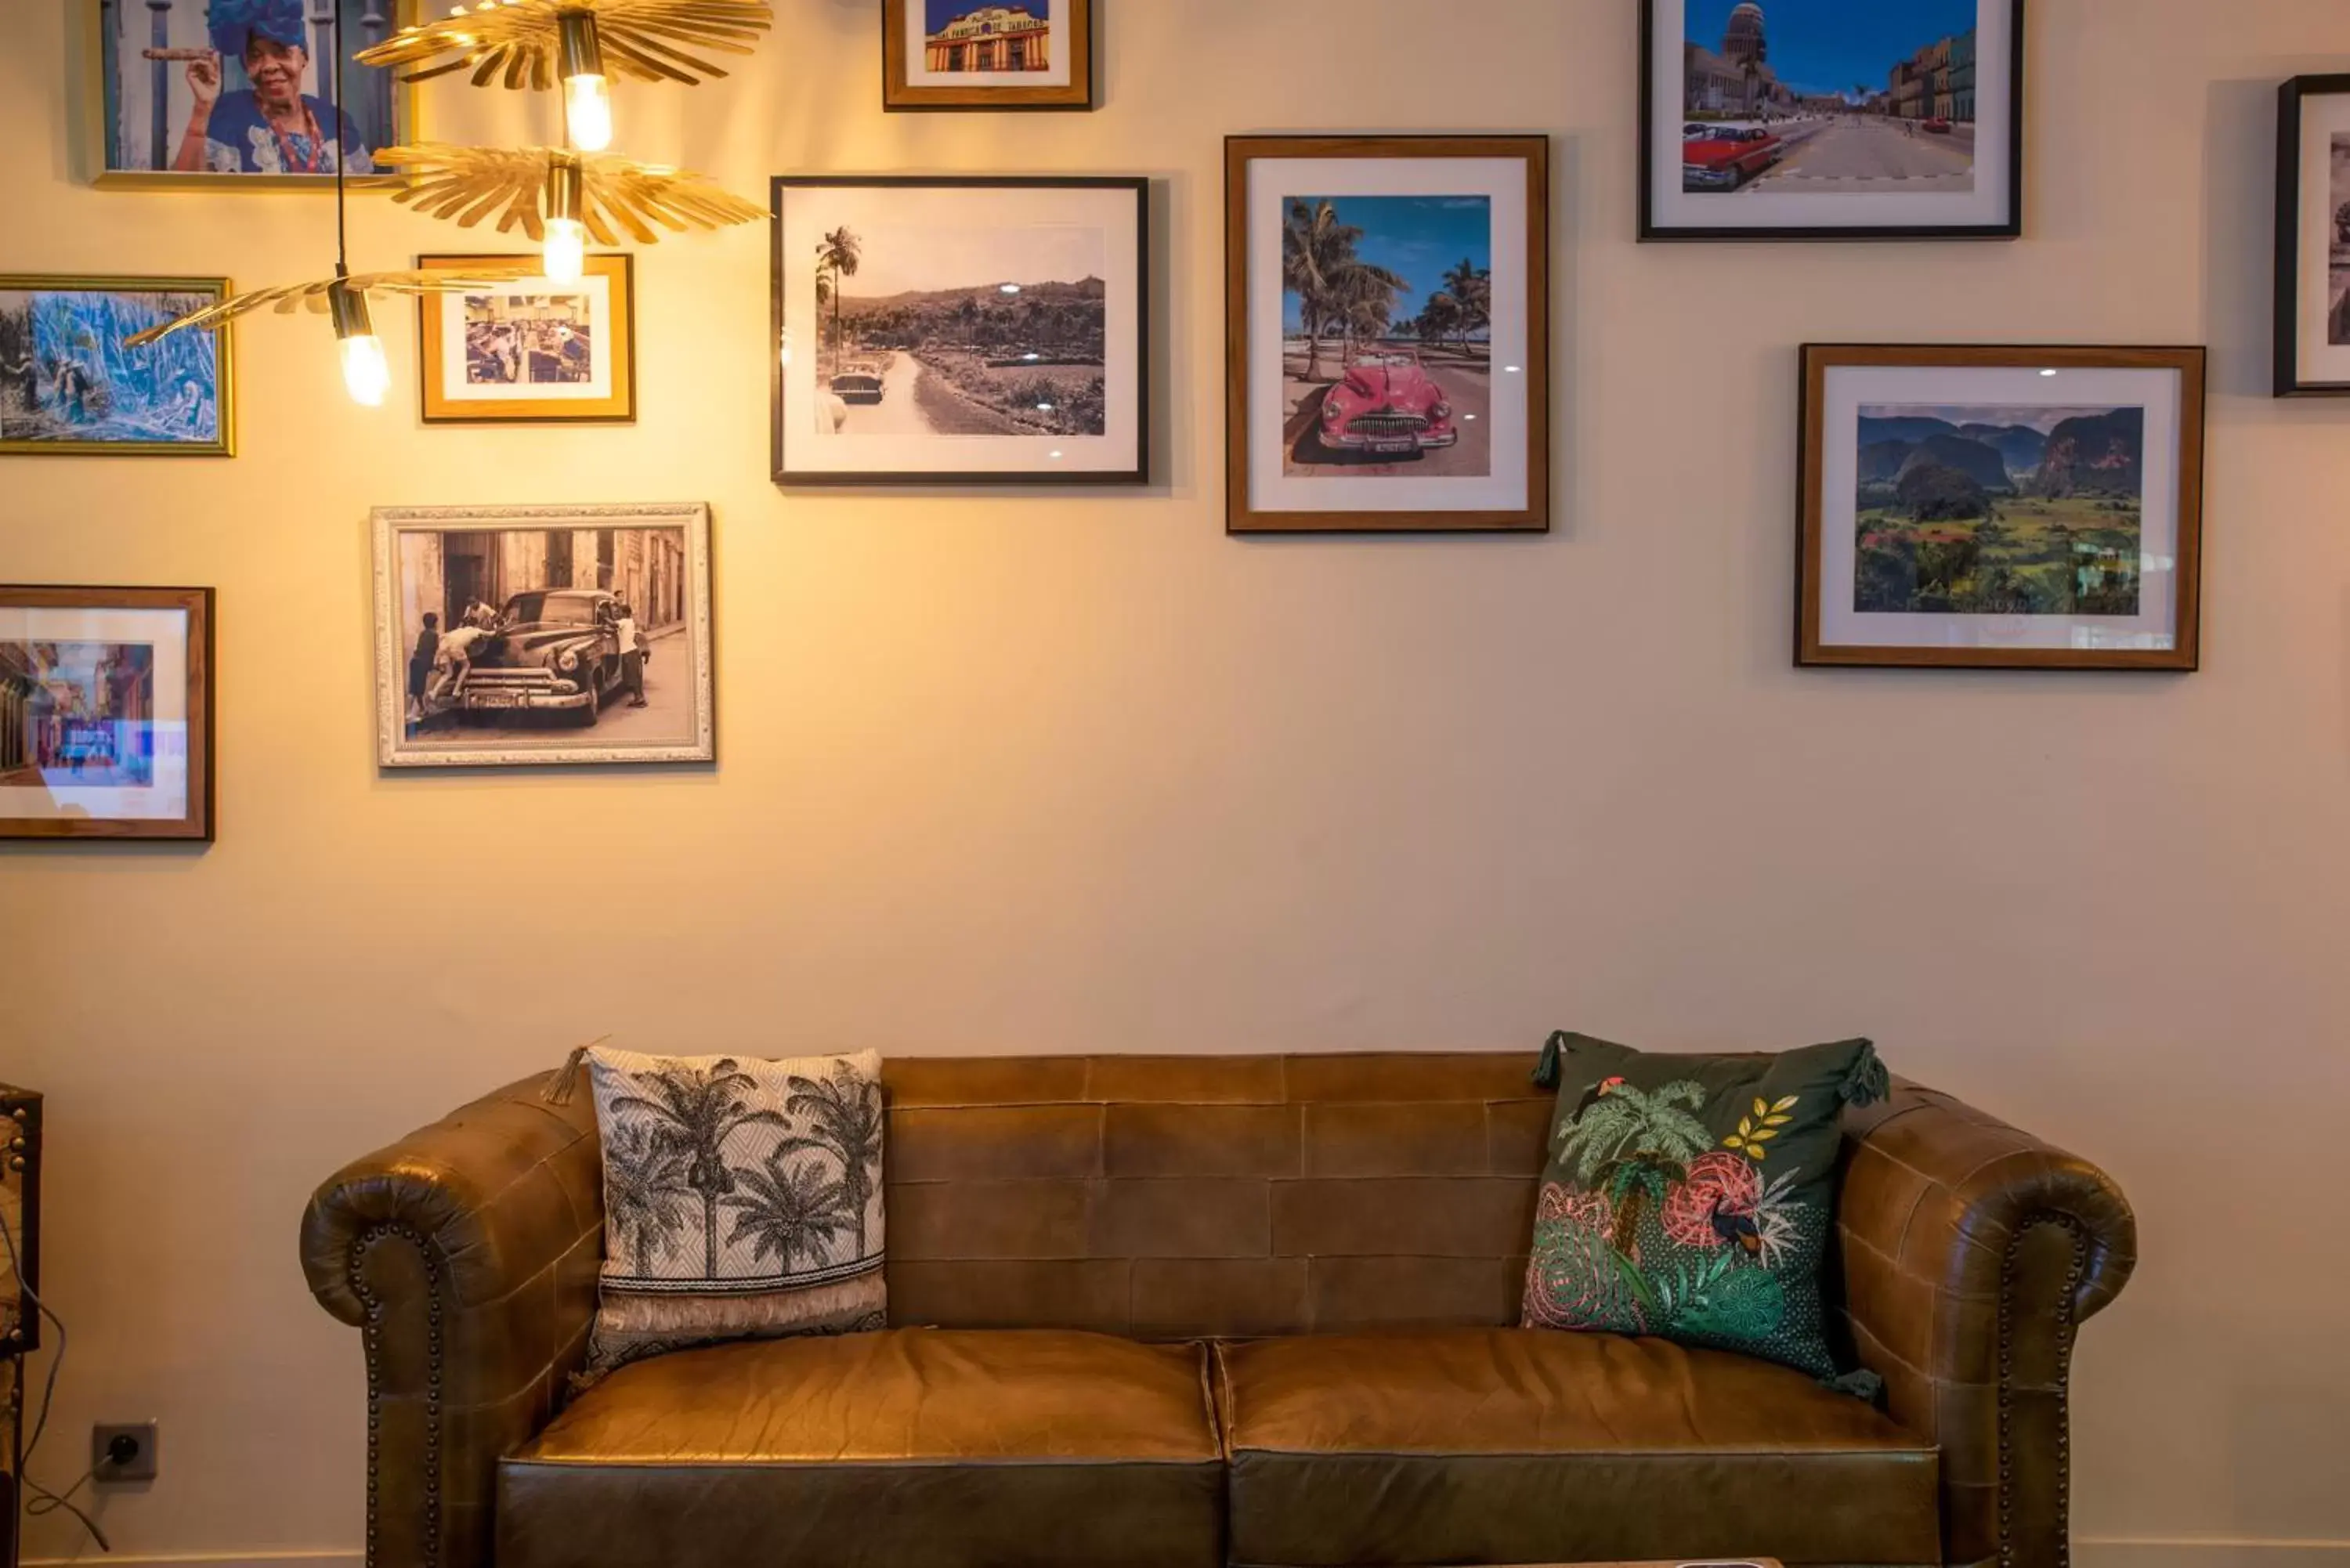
[0,276,234,457]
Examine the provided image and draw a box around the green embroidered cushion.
[1520,1030,1887,1383]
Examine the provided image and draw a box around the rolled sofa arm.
[1836,1081,2137,1568]
[300,1072,604,1568]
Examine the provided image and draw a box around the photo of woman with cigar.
[95,0,410,184]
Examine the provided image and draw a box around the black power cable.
[2,1203,108,1552]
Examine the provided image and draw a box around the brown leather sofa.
[301,1053,2135,1568]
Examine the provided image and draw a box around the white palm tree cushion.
[585,1046,886,1375]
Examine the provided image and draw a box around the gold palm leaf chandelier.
[376,143,762,251]
[127,267,536,346]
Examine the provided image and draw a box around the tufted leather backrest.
[879,1053,1551,1339]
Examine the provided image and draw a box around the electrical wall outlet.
[92,1421,157,1483]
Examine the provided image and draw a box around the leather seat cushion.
[1217,1328,1941,1568]
[498,1328,1224,1568]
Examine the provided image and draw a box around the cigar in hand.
[140,47,217,61]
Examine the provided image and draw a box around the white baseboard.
[2078,1540,2350,1568]
[27,1555,361,1568]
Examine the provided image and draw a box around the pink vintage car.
[1316,350,1460,457]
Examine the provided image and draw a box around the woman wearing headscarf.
[171,0,377,175]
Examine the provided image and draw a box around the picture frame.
[1639,0,2025,242]
[372,504,716,768]
[882,0,1095,112]
[1797,345,2207,671]
[2272,74,2350,396]
[0,275,235,457]
[770,175,1149,487]
[1224,134,1549,534]
[87,0,418,190]
[0,584,215,841]
[415,254,637,425]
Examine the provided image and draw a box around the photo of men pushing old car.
[372,504,714,768]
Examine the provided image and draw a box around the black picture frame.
[1638,0,2026,243]
[2273,74,2350,396]
[769,175,1151,488]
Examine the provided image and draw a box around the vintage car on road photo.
[829,356,889,406]
[1312,349,1461,459]
[452,588,642,727]
[1682,125,1784,190]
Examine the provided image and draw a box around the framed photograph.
[1225,135,1549,534]
[373,504,715,768]
[883,0,1094,111]
[1640,0,2024,241]
[0,276,233,457]
[415,254,636,425]
[89,0,416,188]
[1798,345,2207,670]
[0,586,214,841]
[2272,75,2350,396]
[770,175,1148,486]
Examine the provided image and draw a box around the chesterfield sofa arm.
[301,1072,605,1568]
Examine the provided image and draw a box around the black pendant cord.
[333,1,348,278]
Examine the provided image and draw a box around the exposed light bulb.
[544,218,588,285]
[564,73,613,152]
[340,331,391,406]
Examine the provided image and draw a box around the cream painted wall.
[2,0,2347,1562]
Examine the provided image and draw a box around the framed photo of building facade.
[1799,345,2207,670]
[1640,0,2024,240]
[414,255,637,425]
[1225,135,1549,533]
[882,1,1094,111]
[372,504,715,768]
[0,276,233,457]
[2273,75,2350,396]
[0,585,214,841]
[770,175,1148,486]
[89,0,416,188]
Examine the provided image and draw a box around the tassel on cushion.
[1532,1030,1574,1090]
[1838,1040,1889,1107]
[541,1036,609,1105]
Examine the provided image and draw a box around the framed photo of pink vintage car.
[371,504,714,769]
[1225,135,1550,533]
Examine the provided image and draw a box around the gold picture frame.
[85,0,420,191]
[0,275,236,458]
[416,254,637,425]
[883,0,1096,112]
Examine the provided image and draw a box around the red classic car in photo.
[1682,125,1784,190]
[1314,350,1460,458]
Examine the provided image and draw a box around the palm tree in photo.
[601,1118,693,1276]
[1440,258,1491,349]
[778,1063,886,1256]
[609,1059,790,1279]
[721,1152,855,1273]
[1415,291,1464,356]
[1553,1081,1714,1259]
[1283,199,1408,382]
[814,226,862,357]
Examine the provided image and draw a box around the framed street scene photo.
[883,1,1095,111]
[770,175,1148,486]
[415,255,637,425]
[1799,345,2207,670]
[1225,135,1549,534]
[1640,0,2024,241]
[0,586,214,841]
[373,504,715,769]
[89,0,414,188]
[0,276,233,457]
[2272,75,2350,396]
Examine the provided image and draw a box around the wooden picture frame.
[2272,74,2350,396]
[883,0,1095,112]
[1639,0,2026,242]
[771,175,1149,487]
[1225,134,1549,534]
[0,275,235,457]
[86,0,419,190]
[373,504,715,769]
[1797,344,2206,671]
[415,254,637,425]
[0,585,214,840]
